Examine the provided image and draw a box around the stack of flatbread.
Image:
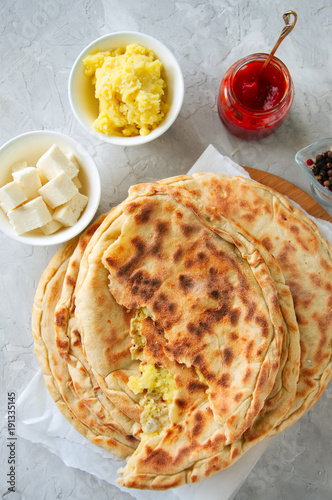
[32,172,332,490]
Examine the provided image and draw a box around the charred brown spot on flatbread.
[152,293,178,320]
[142,447,172,470]
[66,274,76,286]
[243,212,256,223]
[254,315,269,338]
[222,347,234,366]
[55,337,69,351]
[243,367,252,384]
[261,236,273,251]
[217,373,231,388]
[72,329,82,347]
[130,270,161,301]
[180,222,200,237]
[134,204,154,224]
[79,237,88,251]
[234,392,243,402]
[187,380,208,393]
[174,398,187,410]
[178,274,194,292]
[173,247,183,262]
[320,256,332,272]
[186,320,210,337]
[230,308,240,325]
[246,340,254,360]
[192,412,204,436]
[155,220,170,235]
[290,224,300,235]
[55,309,66,327]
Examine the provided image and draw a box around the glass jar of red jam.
[218,53,294,140]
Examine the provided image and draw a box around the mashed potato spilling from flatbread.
[128,310,177,435]
[83,44,168,137]
[128,362,176,404]
[128,363,176,434]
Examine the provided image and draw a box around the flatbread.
[32,216,139,459]
[99,181,299,488]
[102,190,290,444]
[32,170,332,491]
[146,172,332,432]
[55,204,146,427]
[50,181,298,489]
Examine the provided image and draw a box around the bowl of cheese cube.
[0,130,101,245]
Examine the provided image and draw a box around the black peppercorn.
[307,149,332,192]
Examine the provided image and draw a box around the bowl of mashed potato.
[69,32,184,146]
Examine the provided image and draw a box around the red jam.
[218,53,294,140]
[232,61,287,110]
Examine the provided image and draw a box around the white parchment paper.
[16,144,332,500]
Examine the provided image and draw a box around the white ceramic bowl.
[0,130,101,246]
[68,31,184,146]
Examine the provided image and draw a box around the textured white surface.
[1,1,332,499]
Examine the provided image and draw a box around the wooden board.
[244,167,332,223]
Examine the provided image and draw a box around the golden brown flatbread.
[32,171,332,491]
[100,181,299,489]
[146,172,332,433]
[53,182,298,489]
[32,216,139,459]
[102,189,290,444]
[54,204,147,429]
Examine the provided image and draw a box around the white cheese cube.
[12,167,42,199]
[0,181,27,213]
[71,175,82,189]
[53,193,88,227]
[11,161,28,173]
[40,219,63,235]
[38,172,78,209]
[8,197,52,234]
[36,144,79,181]
[65,152,80,170]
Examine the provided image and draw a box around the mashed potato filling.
[128,363,176,404]
[83,44,168,137]
[128,363,177,435]
[128,310,177,435]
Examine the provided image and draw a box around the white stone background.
[1,0,332,499]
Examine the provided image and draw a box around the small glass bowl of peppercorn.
[295,138,332,206]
